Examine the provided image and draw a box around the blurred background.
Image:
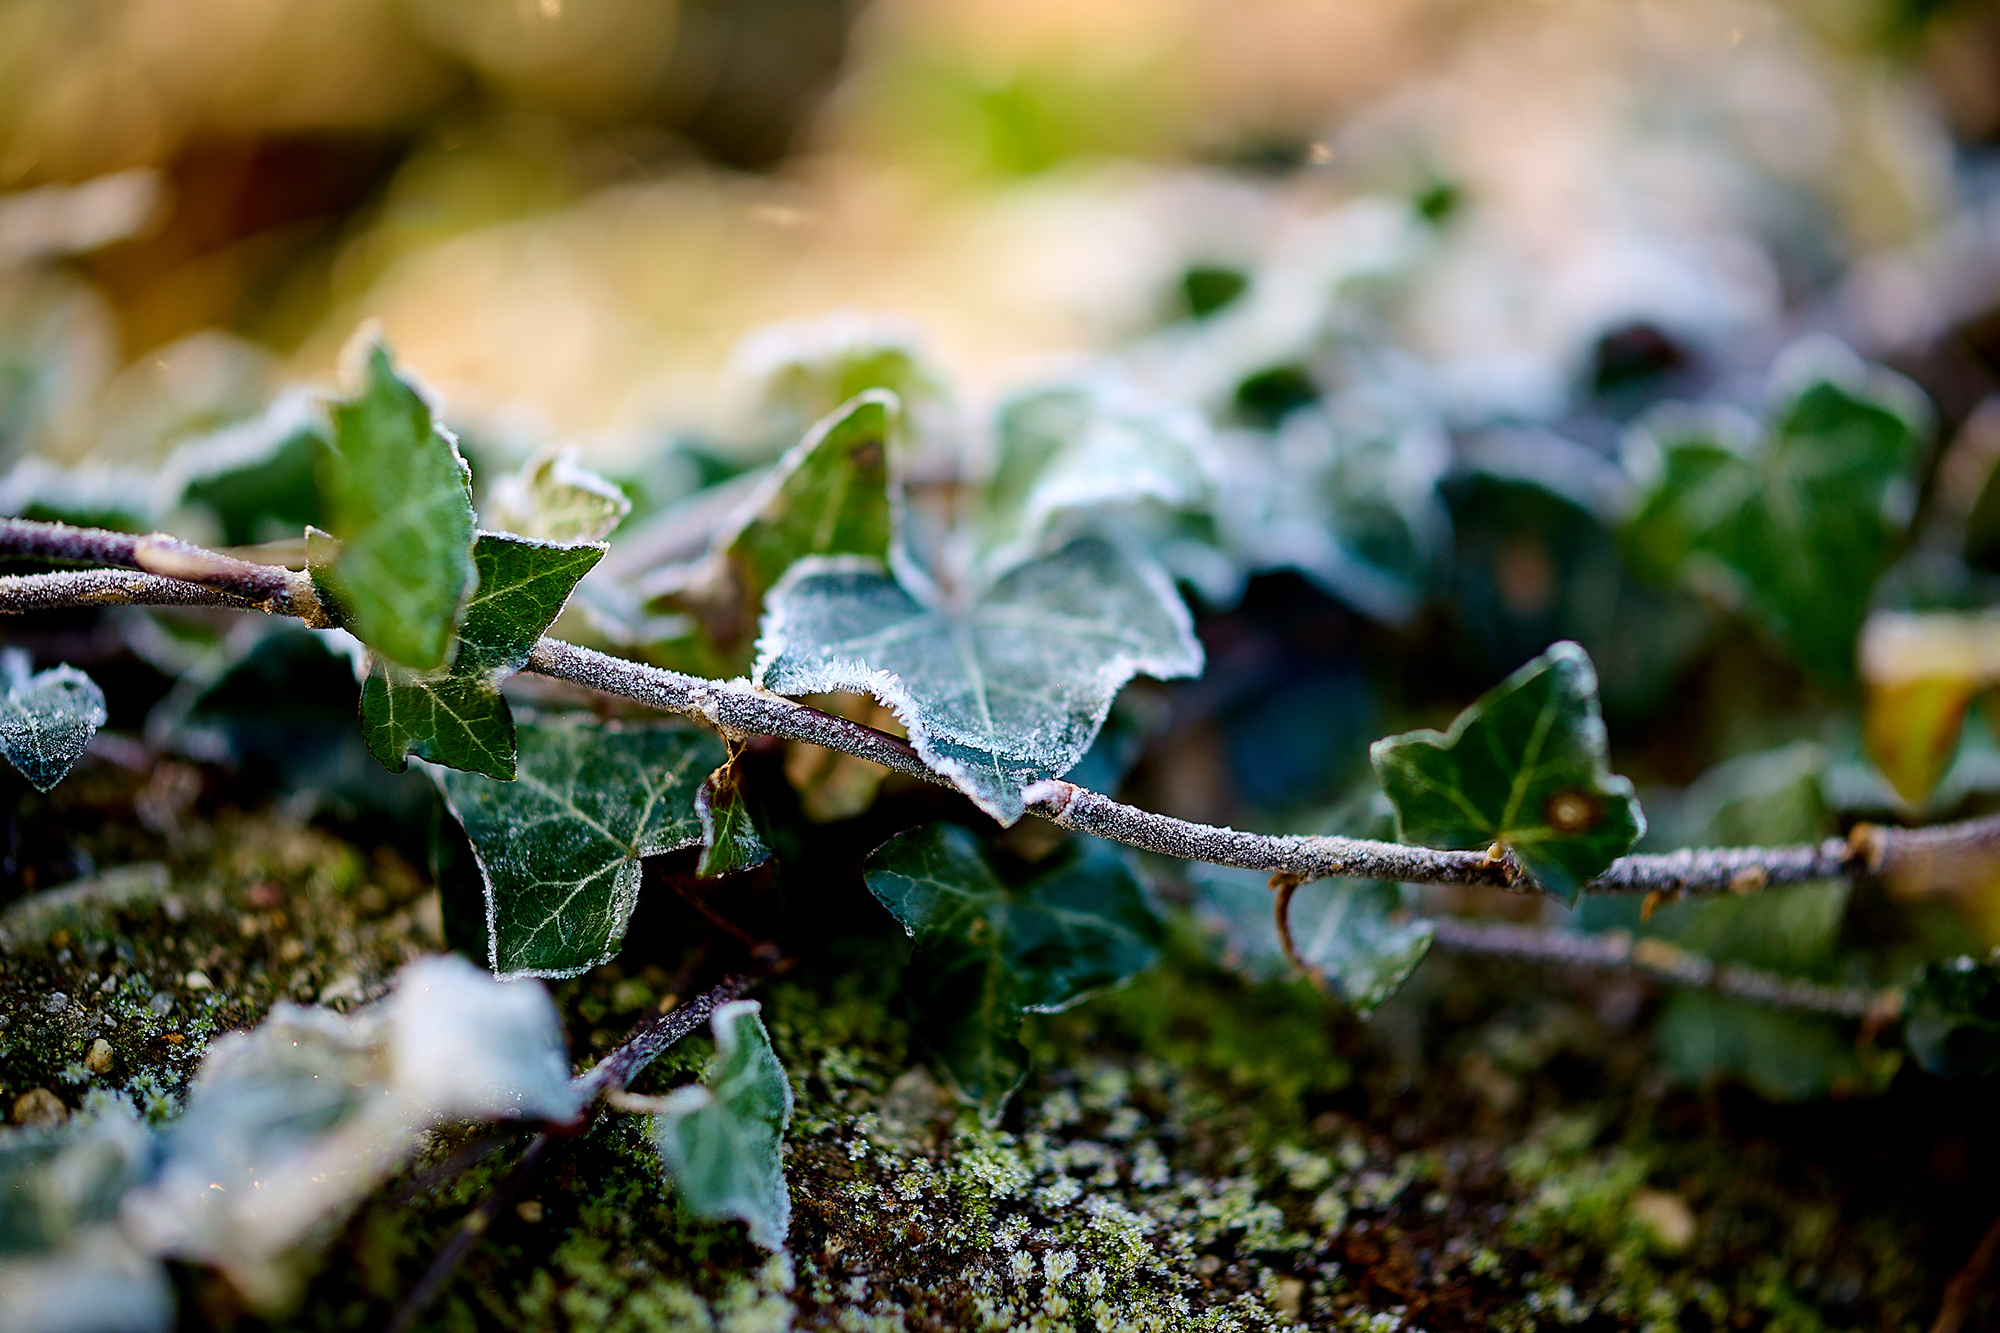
[10,0,2000,840]
[2,0,1998,460]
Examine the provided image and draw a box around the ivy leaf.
[310,337,477,671]
[863,823,1163,1119]
[1371,641,1645,902]
[432,715,722,979]
[360,533,605,780]
[640,391,896,673]
[755,538,1202,824]
[0,649,107,792]
[695,761,770,879]
[650,999,794,1252]
[483,444,631,543]
[977,379,1212,578]
[1215,386,1451,624]
[168,388,332,547]
[737,312,942,441]
[1188,866,1433,1011]
[1905,954,2000,1080]
[121,956,581,1309]
[1623,339,1928,677]
[1858,611,2000,807]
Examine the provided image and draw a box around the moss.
[0,804,1967,1331]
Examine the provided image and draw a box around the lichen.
[0,801,1959,1330]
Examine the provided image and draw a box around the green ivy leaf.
[1905,954,2000,1080]
[695,761,770,879]
[1188,866,1433,1011]
[0,649,107,793]
[641,391,896,673]
[1623,340,1928,676]
[755,538,1202,824]
[122,956,581,1308]
[169,390,332,547]
[432,715,723,978]
[311,338,477,671]
[1215,385,1449,624]
[650,999,794,1252]
[863,823,1163,1120]
[1370,641,1644,902]
[484,444,631,544]
[978,379,1211,578]
[360,533,605,779]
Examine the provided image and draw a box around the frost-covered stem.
[1427,917,1898,1020]
[0,518,324,621]
[577,970,760,1097]
[5,560,1997,902]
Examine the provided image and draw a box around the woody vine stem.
[3,516,1988,1018]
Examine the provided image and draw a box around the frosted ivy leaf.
[360,532,606,780]
[432,715,723,978]
[161,386,332,546]
[695,761,770,879]
[732,310,943,438]
[1187,865,1433,1011]
[650,1000,794,1252]
[1215,385,1451,624]
[974,378,1213,580]
[385,954,584,1123]
[0,1225,173,1333]
[754,538,1202,824]
[308,334,477,672]
[634,391,897,675]
[1372,641,1645,902]
[0,648,108,792]
[0,456,168,533]
[120,956,578,1310]
[484,444,631,544]
[0,1102,152,1253]
[863,824,1163,1120]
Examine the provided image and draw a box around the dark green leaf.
[1624,341,1928,676]
[695,761,770,879]
[756,538,1202,824]
[361,533,604,779]
[650,999,794,1251]
[1370,641,1644,902]
[1905,954,2000,1080]
[0,649,107,792]
[311,337,477,671]
[432,715,723,978]
[169,391,331,546]
[641,391,896,673]
[863,823,1163,1119]
[1214,386,1449,624]
[979,380,1211,579]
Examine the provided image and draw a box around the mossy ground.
[2,759,1995,1332]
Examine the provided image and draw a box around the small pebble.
[516,1201,545,1223]
[11,1089,66,1127]
[42,992,68,1015]
[148,993,174,1016]
[85,1038,114,1075]
[183,969,212,991]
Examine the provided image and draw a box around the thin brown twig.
[1426,916,1899,1019]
